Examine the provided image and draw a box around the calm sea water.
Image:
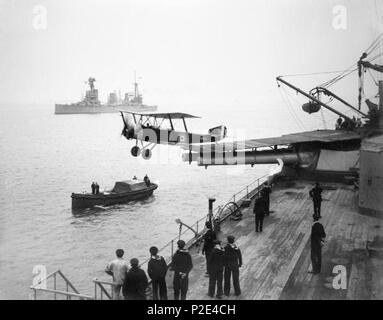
[0,103,304,299]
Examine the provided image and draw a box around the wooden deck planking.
[163,180,382,300]
[280,184,383,300]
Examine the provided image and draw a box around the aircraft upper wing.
[187,129,361,152]
[120,111,201,119]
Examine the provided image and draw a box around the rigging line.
[278,86,300,127]
[279,70,354,78]
[367,68,379,86]
[278,86,306,131]
[367,34,383,53]
[319,65,358,88]
[365,33,383,54]
[321,68,358,88]
[321,38,381,89]
[368,52,383,63]
[368,41,383,56]
[320,107,327,129]
[366,38,382,55]
[281,86,308,130]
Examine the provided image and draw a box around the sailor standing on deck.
[309,182,323,219]
[208,240,225,299]
[105,249,129,300]
[224,236,242,296]
[95,182,100,195]
[310,216,326,274]
[261,182,272,216]
[253,195,266,232]
[147,246,168,300]
[202,221,216,276]
[122,258,148,300]
[91,182,96,195]
[144,174,151,187]
[171,240,193,300]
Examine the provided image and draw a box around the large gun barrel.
[182,149,316,167]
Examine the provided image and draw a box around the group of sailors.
[335,116,363,130]
[104,229,243,300]
[105,240,192,300]
[202,225,243,299]
[91,182,100,195]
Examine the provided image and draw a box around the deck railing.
[30,269,93,300]
[93,279,114,300]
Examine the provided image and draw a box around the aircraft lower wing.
[184,129,361,152]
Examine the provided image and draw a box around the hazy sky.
[0,0,382,111]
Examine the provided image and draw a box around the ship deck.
[164,179,383,300]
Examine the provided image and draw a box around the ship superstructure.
[55,76,157,114]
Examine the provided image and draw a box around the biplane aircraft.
[120,111,227,160]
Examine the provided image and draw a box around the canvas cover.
[111,180,147,193]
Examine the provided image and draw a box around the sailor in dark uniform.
[261,182,272,215]
[122,258,148,300]
[171,240,193,300]
[91,182,96,195]
[94,182,100,195]
[336,116,343,130]
[224,235,242,296]
[147,246,168,300]
[310,216,326,274]
[309,182,323,219]
[208,240,225,299]
[253,195,266,232]
[144,174,151,187]
[202,221,216,275]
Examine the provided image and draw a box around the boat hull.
[55,104,158,115]
[55,104,118,114]
[71,184,158,209]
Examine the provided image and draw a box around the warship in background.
[55,77,157,114]
[107,78,157,112]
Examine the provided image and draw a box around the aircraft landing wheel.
[131,146,140,157]
[142,148,152,160]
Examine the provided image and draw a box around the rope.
[279,69,354,78]
[320,66,358,88]
[365,33,383,55]
[278,86,306,131]
[320,107,327,129]
[367,68,379,86]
